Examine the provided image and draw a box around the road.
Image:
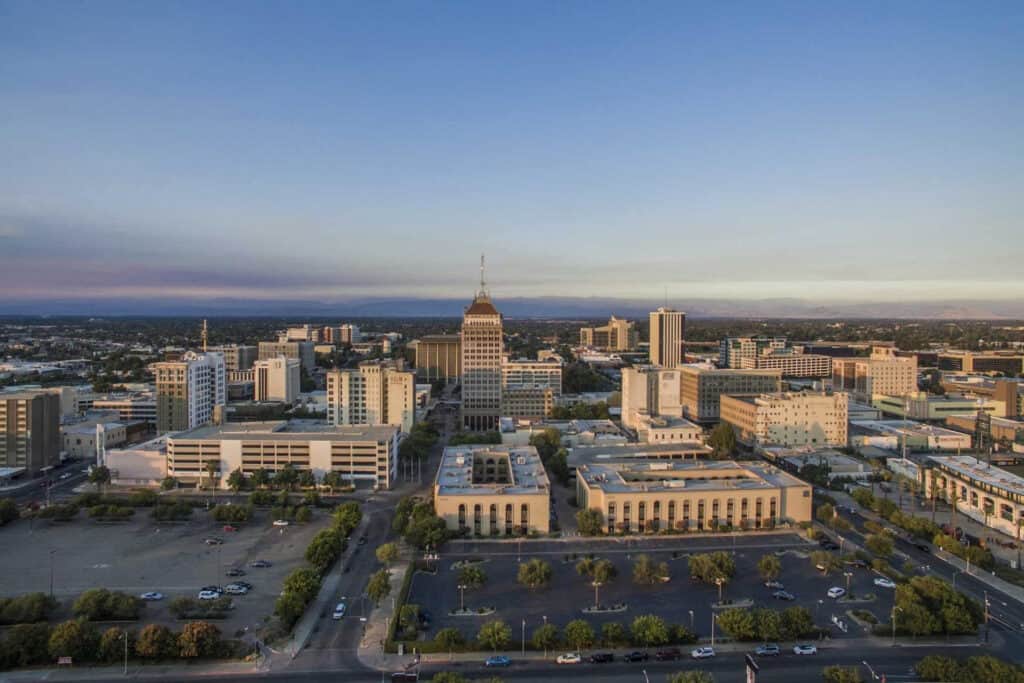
[4,465,89,505]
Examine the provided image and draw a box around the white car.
[197,590,221,601]
[874,577,896,589]
[224,584,248,595]
[332,602,347,620]
[691,647,715,659]
[139,592,164,601]
[273,519,290,527]
[827,587,846,599]
[556,653,581,664]
[793,644,818,656]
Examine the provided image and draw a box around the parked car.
[272,519,290,527]
[623,651,648,662]
[358,536,368,545]
[844,559,868,568]
[691,647,715,659]
[223,525,238,532]
[204,537,224,546]
[485,656,511,668]
[772,590,796,601]
[874,577,896,589]
[197,590,221,601]
[655,648,681,661]
[755,644,781,657]
[793,644,818,656]
[250,560,272,568]
[556,653,581,664]
[827,587,846,599]
[200,585,223,593]
[233,581,253,590]
[764,580,784,589]
[332,602,347,620]
[225,568,246,577]
[820,540,840,551]
[139,592,164,601]
[914,542,931,553]
[224,583,248,595]
[590,653,614,663]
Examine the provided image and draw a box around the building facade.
[579,316,638,351]
[0,391,61,474]
[621,365,683,429]
[326,361,416,432]
[207,345,257,372]
[91,394,157,426]
[258,341,315,373]
[923,455,1024,538]
[938,351,1024,376]
[152,351,226,434]
[254,356,301,403]
[738,349,832,378]
[501,358,562,394]
[679,365,783,422]
[460,286,504,431]
[719,337,787,369]
[832,347,918,402]
[720,391,849,448]
[433,445,551,536]
[414,335,462,383]
[649,307,685,368]
[575,460,811,533]
[166,421,399,490]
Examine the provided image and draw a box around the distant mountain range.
[2,296,1024,319]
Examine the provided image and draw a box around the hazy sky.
[1,1,1022,305]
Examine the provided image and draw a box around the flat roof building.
[621,365,683,430]
[258,341,315,374]
[575,460,811,533]
[207,345,257,372]
[923,455,1024,538]
[720,391,849,448]
[326,361,416,433]
[0,391,61,475]
[678,365,783,423]
[580,316,639,352]
[414,335,462,383]
[433,445,551,536]
[938,351,1024,376]
[719,337,787,369]
[849,419,971,452]
[832,348,918,403]
[152,351,226,434]
[167,420,399,490]
[649,308,685,368]
[739,349,832,379]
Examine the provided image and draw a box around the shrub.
[178,621,222,658]
[135,624,177,659]
[250,490,276,506]
[0,593,58,625]
[38,503,79,521]
[73,588,143,621]
[0,623,50,667]
[151,501,192,521]
[48,619,99,662]
[211,504,252,523]
[0,498,20,526]
[169,596,232,620]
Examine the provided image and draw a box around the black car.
[623,651,649,662]
[200,585,223,593]
[225,568,246,577]
[589,653,614,664]
[914,542,931,553]
[655,648,681,661]
[358,536,368,545]
[819,540,839,550]
[250,559,272,568]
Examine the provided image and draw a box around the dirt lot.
[0,507,330,636]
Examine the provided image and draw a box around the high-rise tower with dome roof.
[460,256,504,431]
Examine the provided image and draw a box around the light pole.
[710,614,716,647]
[844,571,853,597]
[49,549,56,598]
[984,591,990,643]
[714,577,724,605]
[122,630,129,675]
[642,670,650,683]
[543,616,548,658]
[457,584,467,613]
[689,609,694,632]
[891,606,903,646]
[815,599,824,623]
[521,619,526,656]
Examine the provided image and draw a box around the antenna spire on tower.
[479,253,488,297]
[202,319,208,352]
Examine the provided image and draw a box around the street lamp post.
[49,549,56,598]
[714,577,724,604]
[689,609,694,632]
[122,631,129,675]
[710,614,716,647]
[542,616,548,658]
[457,584,467,613]
[844,571,853,596]
[984,591,990,643]
[521,619,526,656]
[891,606,903,646]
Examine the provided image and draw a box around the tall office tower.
[415,335,462,383]
[254,356,301,403]
[461,258,504,431]
[152,351,226,434]
[326,361,416,433]
[649,307,685,368]
[0,391,61,475]
[208,344,258,372]
[620,365,683,429]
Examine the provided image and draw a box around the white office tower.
[254,356,301,403]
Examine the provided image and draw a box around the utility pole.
[891,606,903,646]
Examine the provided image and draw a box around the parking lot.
[407,533,895,644]
[0,507,332,635]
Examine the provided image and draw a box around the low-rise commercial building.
[433,445,551,536]
[575,460,811,533]
[720,392,849,448]
[579,316,639,351]
[63,420,127,460]
[946,414,1024,445]
[938,351,1024,376]
[923,455,1024,538]
[940,377,1022,418]
[567,442,713,477]
[873,392,1001,421]
[91,393,157,426]
[679,365,782,423]
[166,420,399,490]
[739,349,832,378]
[635,415,704,444]
[499,418,628,448]
[849,420,971,452]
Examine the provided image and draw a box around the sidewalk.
[0,660,256,682]
[355,560,411,671]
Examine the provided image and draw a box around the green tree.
[531,623,558,652]
[758,554,782,582]
[88,465,111,494]
[781,606,815,639]
[517,558,552,589]
[322,471,344,494]
[601,621,628,647]
[298,469,317,489]
[816,503,836,526]
[177,621,221,658]
[810,550,841,574]
[1,623,50,667]
[708,422,736,457]
[667,673,716,683]
[376,542,400,567]
[367,568,392,605]
[754,609,783,642]
[577,557,617,606]
[564,619,596,651]
[434,627,464,656]
[458,564,487,589]
[203,461,219,491]
[282,567,322,604]
[305,528,344,574]
[251,468,271,489]
[273,464,299,490]
[632,554,670,585]
[865,534,894,558]
[135,624,177,659]
[48,619,98,662]
[399,604,421,634]
[576,508,605,535]
[226,468,246,493]
[332,501,363,534]
[98,627,131,664]
[716,608,756,640]
[477,619,512,652]
[822,666,864,683]
[688,552,735,584]
[0,497,21,525]
[630,614,670,648]
[274,591,309,628]
[159,477,177,491]
[915,655,961,681]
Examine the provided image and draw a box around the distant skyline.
[2,2,1022,307]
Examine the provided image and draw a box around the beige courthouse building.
[575,460,811,533]
[720,391,849,448]
[433,445,551,536]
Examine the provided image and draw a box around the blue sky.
[1,1,1022,305]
